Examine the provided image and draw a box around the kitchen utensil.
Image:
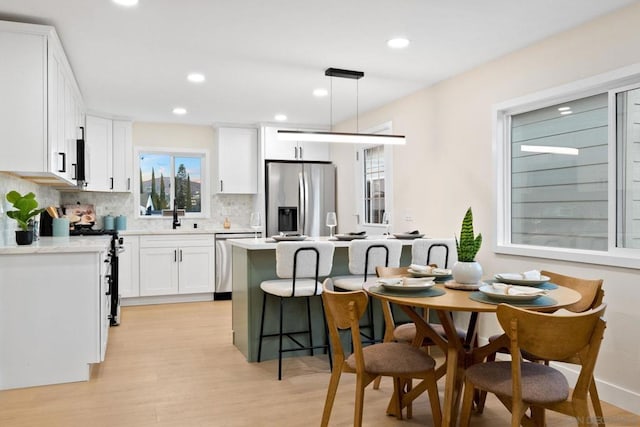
[52,218,70,237]
[116,215,127,230]
[45,206,58,218]
[103,215,115,230]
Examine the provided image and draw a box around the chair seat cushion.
[465,361,569,404]
[394,322,466,343]
[346,342,435,375]
[332,275,366,291]
[260,279,322,297]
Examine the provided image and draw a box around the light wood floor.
[0,301,637,426]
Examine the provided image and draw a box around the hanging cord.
[330,76,333,131]
[356,78,359,133]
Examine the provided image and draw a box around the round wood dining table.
[364,280,582,427]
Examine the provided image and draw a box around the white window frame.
[494,63,640,269]
[134,146,210,219]
[354,121,395,234]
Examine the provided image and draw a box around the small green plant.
[5,191,45,231]
[455,207,482,262]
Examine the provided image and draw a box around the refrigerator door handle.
[298,170,306,234]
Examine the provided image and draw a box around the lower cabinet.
[138,235,214,297]
[119,235,139,298]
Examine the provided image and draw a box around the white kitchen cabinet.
[112,120,134,192]
[139,235,215,297]
[215,127,258,194]
[0,238,110,390]
[263,126,330,161]
[85,115,133,192]
[119,235,140,298]
[0,21,82,186]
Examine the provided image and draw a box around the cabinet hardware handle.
[299,146,303,159]
[127,177,131,190]
[58,152,66,173]
[294,146,298,159]
[220,180,223,192]
[174,250,177,262]
[72,163,77,180]
[110,177,114,190]
[180,249,183,262]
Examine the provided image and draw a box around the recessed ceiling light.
[313,88,328,97]
[387,38,410,49]
[274,114,287,122]
[112,0,139,6]
[173,107,187,115]
[187,73,205,83]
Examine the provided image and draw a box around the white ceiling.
[0,0,636,127]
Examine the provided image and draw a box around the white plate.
[444,280,485,291]
[271,235,308,242]
[479,285,546,302]
[335,234,367,241]
[494,273,550,286]
[408,268,452,278]
[392,233,425,240]
[380,278,436,292]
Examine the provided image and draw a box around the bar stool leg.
[257,292,268,362]
[278,296,284,381]
[306,296,314,356]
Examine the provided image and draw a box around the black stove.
[69,228,123,326]
[69,228,118,236]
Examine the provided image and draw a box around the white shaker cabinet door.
[139,247,179,296]
[112,120,133,192]
[178,245,215,294]
[85,115,113,191]
[119,236,140,298]
[216,127,258,194]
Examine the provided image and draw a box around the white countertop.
[228,236,416,250]
[120,227,255,236]
[0,236,111,255]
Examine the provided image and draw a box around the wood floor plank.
[0,301,637,426]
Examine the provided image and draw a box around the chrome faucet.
[172,202,181,229]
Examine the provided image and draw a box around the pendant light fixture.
[278,68,406,145]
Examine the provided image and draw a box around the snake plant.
[455,207,482,262]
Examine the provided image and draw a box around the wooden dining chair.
[476,270,605,425]
[320,279,442,427]
[460,303,607,427]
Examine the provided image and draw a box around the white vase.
[452,261,483,284]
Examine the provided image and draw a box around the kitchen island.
[228,237,413,362]
[0,236,111,390]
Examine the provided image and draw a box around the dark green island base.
[230,239,413,362]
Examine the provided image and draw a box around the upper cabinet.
[85,115,133,192]
[263,127,330,162]
[214,127,258,194]
[0,21,84,186]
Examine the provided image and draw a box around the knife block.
[39,210,54,236]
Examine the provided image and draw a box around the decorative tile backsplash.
[1,172,258,237]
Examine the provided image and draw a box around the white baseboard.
[121,293,214,306]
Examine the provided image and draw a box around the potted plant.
[5,191,44,245]
[452,207,483,284]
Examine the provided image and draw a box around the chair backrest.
[411,238,458,268]
[375,266,411,278]
[276,241,335,279]
[497,303,607,399]
[348,239,402,277]
[322,279,369,368]
[540,270,604,313]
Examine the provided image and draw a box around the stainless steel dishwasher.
[214,232,256,300]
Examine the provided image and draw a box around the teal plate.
[484,278,558,290]
[369,285,446,298]
[469,292,557,307]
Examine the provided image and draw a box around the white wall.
[333,3,640,413]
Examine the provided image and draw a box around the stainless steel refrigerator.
[266,161,336,237]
